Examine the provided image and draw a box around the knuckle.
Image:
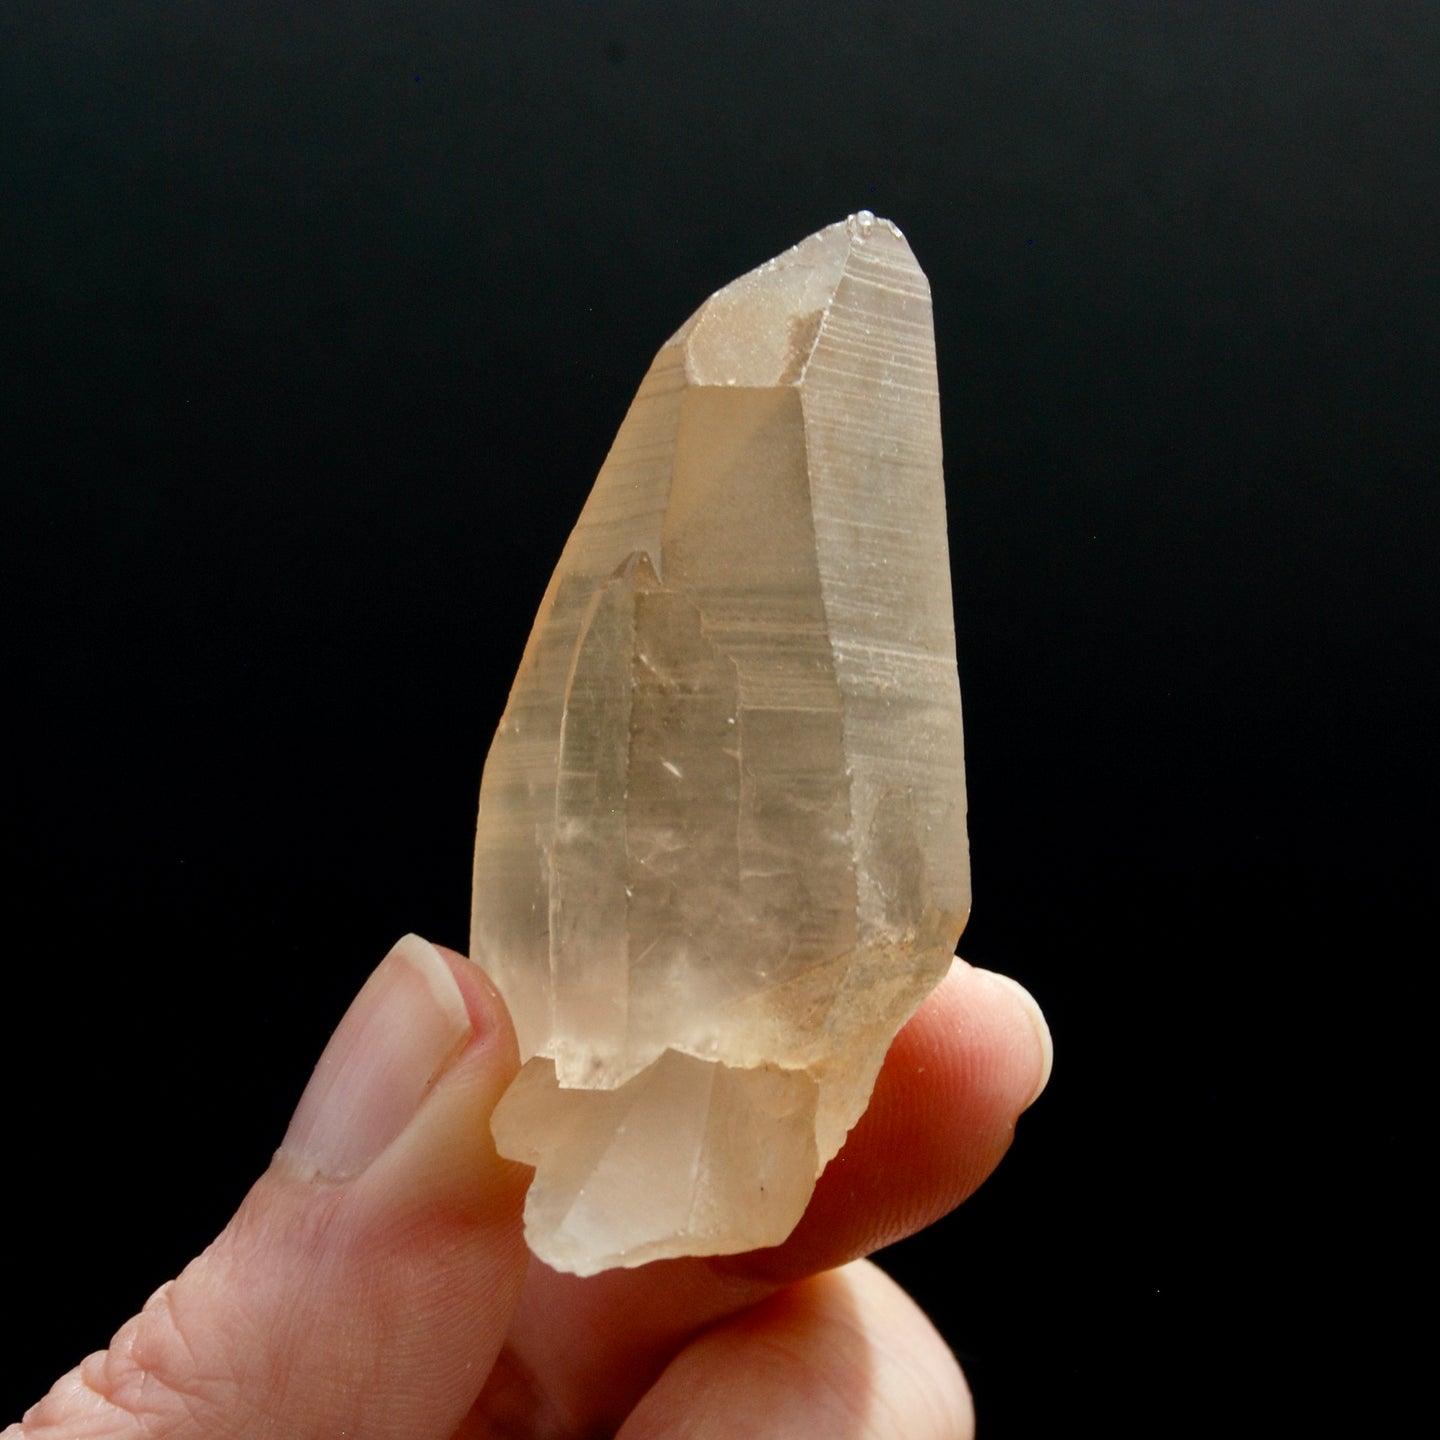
[13,1278,252,1438]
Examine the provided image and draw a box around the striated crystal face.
[470,212,969,1275]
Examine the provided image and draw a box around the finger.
[9,936,530,1440]
[615,1260,973,1440]
[724,958,1054,1283]
[467,958,1050,1434]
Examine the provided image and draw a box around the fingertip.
[430,941,521,1072]
[277,933,474,1183]
[355,939,529,1225]
[717,956,1052,1283]
[966,965,1054,1111]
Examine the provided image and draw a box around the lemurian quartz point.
[470,212,969,1275]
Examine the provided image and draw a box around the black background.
[3,3,1435,1433]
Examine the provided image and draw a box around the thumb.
[10,935,531,1440]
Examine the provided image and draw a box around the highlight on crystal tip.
[470,213,968,1275]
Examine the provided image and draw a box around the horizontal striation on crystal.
[470,212,968,1274]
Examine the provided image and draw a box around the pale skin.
[8,937,1052,1440]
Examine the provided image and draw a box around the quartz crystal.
[470,212,969,1275]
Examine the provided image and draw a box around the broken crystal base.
[471,212,968,1274]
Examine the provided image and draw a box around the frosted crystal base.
[471,213,969,1273]
[492,1052,819,1275]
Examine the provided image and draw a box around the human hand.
[7,934,1051,1439]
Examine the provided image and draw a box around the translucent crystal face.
[471,213,969,1275]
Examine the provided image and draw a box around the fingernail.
[279,934,473,1181]
[975,968,1054,1110]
